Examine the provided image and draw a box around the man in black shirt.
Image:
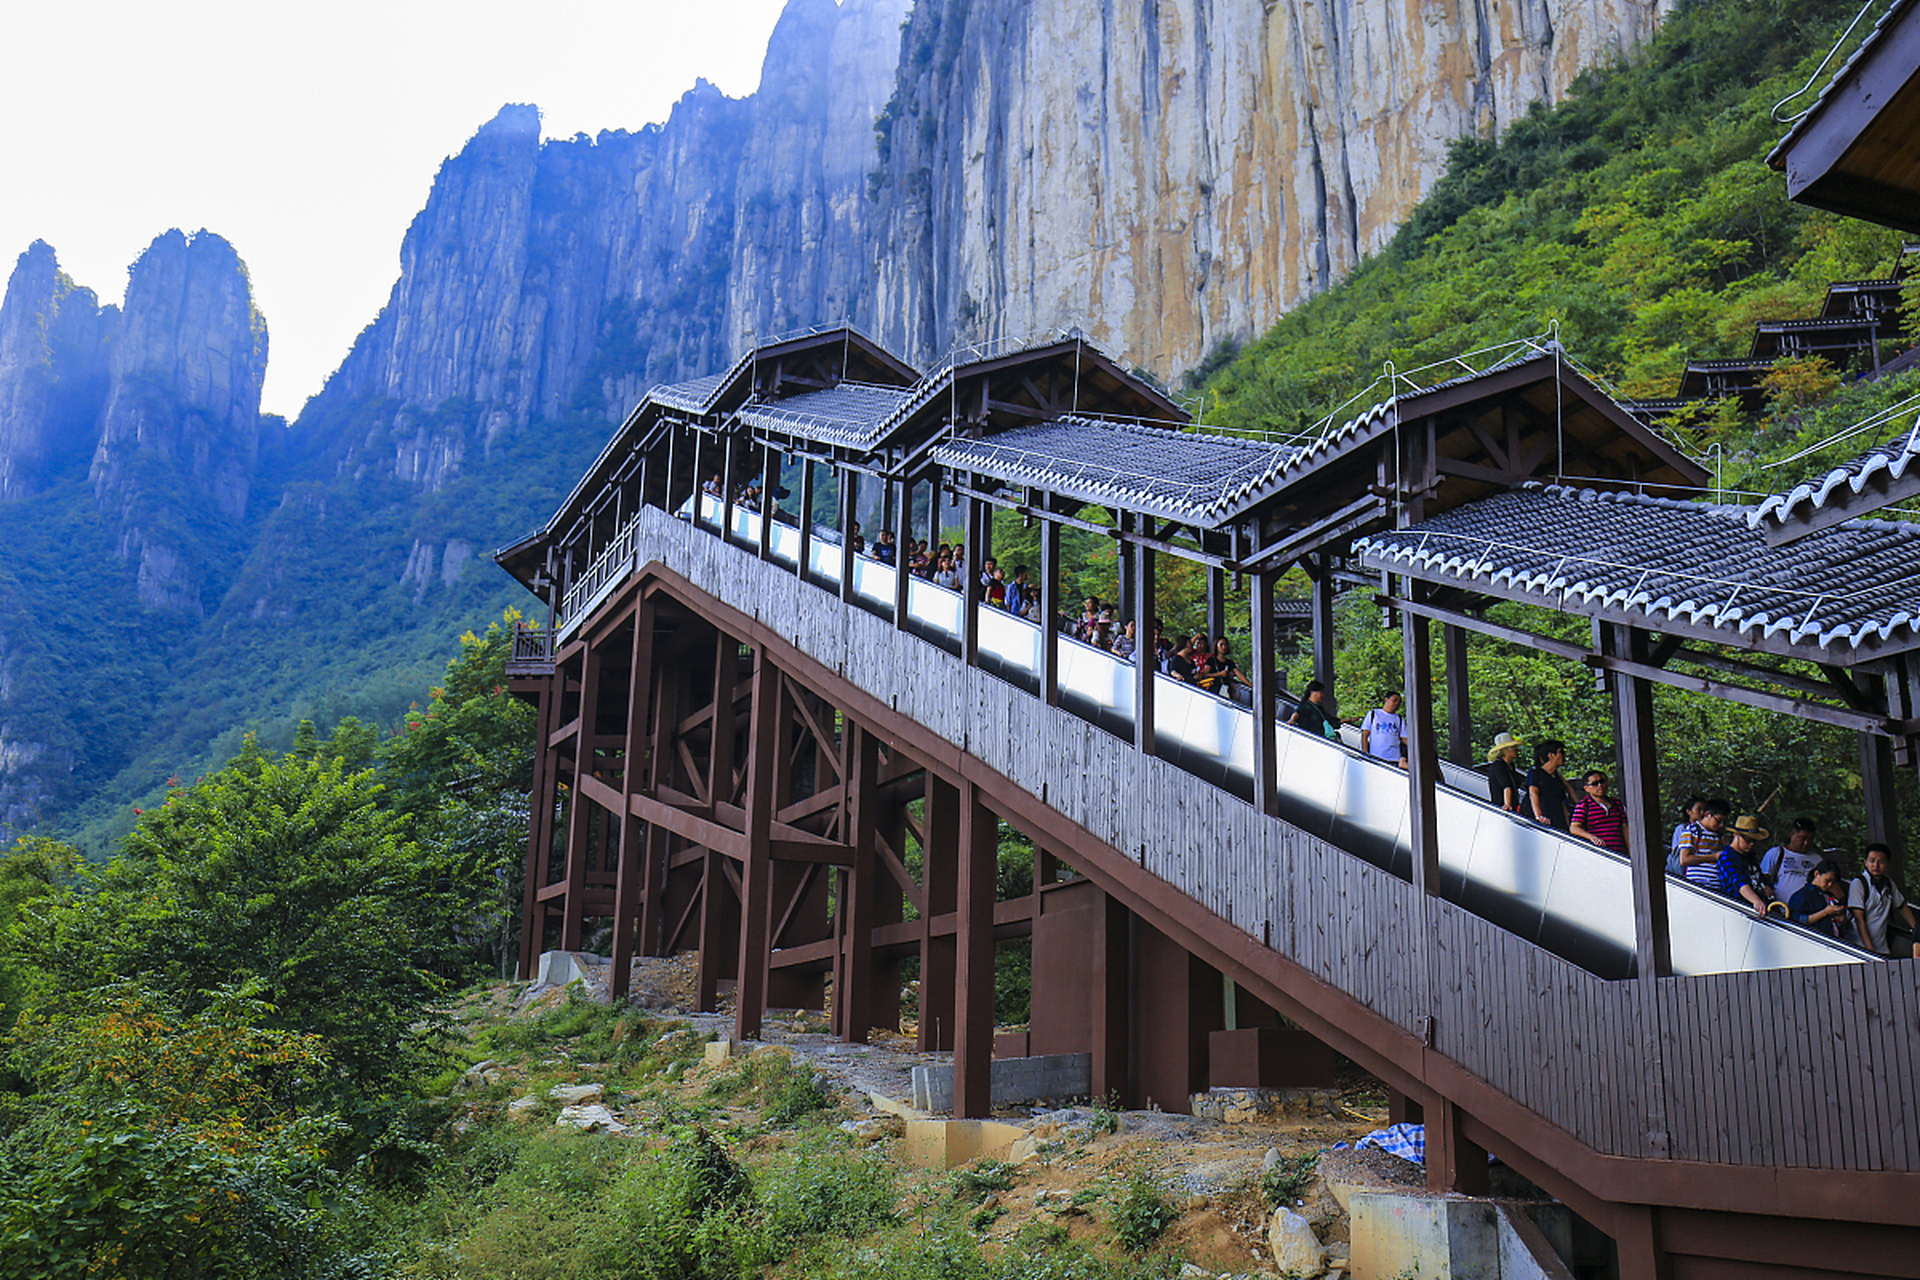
[1527,738,1577,832]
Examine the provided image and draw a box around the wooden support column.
[696,630,739,1012]
[1860,672,1900,861]
[1207,565,1227,644]
[518,672,564,977]
[1133,533,1155,757]
[1310,558,1338,719]
[734,651,782,1041]
[1424,1097,1490,1196]
[610,602,656,998]
[1402,581,1440,897]
[836,727,880,1042]
[637,659,679,961]
[1443,623,1472,766]
[952,782,999,1118]
[919,777,961,1051]
[1040,515,1062,705]
[1604,623,1672,980]
[962,491,985,663]
[1251,568,1280,817]
[561,645,605,951]
[797,458,816,582]
[1117,513,1136,617]
[1091,890,1130,1102]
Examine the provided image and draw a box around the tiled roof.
[1750,422,1920,527]
[932,416,1300,524]
[735,382,915,447]
[1354,484,1920,654]
[649,364,743,414]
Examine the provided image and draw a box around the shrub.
[1109,1172,1175,1253]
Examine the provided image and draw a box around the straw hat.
[1729,815,1771,843]
[1485,731,1525,762]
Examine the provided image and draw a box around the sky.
[0,0,796,419]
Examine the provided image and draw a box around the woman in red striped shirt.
[1570,771,1629,854]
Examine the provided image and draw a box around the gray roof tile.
[735,382,915,447]
[1355,484,1920,653]
[932,416,1300,523]
[1751,421,1920,528]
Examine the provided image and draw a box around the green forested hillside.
[1196,0,1920,847]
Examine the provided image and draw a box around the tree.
[0,837,76,1034]
[39,746,461,1096]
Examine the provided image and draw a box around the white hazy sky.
[0,0,797,418]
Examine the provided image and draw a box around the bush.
[1108,1171,1175,1253]
[1261,1150,1321,1208]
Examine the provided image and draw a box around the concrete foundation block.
[1350,1191,1574,1280]
[900,1119,1029,1169]
[535,950,605,986]
[911,1052,1092,1112]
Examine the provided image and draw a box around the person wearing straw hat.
[1485,732,1525,812]
[1709,815,1775,916]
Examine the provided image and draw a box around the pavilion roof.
[1750,418,1920,542]
[1354,484,1920,661]
[932,416,1299,525]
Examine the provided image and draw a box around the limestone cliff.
[866,0,1670,376]
[89,229,269,612]
[302,0,908,492]
[0,241,114,500]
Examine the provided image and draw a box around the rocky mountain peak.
[0,240,114,500]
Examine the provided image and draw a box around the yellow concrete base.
[900,1119,1030,1169]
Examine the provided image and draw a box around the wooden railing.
[506,623,555,674]
[560,510,644,631]
[626,501,1919,1174]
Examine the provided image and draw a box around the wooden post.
[1443,623,1472,765]
[839,468,858,603]
[721,438,737,545]
[1133,534,1155,757]
[610,600,656,999]
[1040,515,1062,705]
[797,457,816,582]
[734,652,781,1041]
[919,777,961,1051]
[893,476,912,630]
[1604,623,1672,980]
[963,492,984,664]
[952,783,998,1118]
[1117,513,1135,618]
[1402,582,1440,898]
[1251,568,1280,817]
[757,444,777,561]
[1424,1097,1490,1195]
[1207,565,1227,644]
[1310,557,1338,719]
[518,672,563,976]
[697,630,739,1012]
[1090,891,1130,1104]
[837,726,880,1042]
[561,644,605,951]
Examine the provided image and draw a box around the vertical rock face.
[303,0,909,491]
[88,229,269,612]
[724,0,913,349]
[866,0,1669,374]
[0,241,114,499]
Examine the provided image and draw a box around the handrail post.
[1252,568,1280,816]
[1131,521,1155,757]
[839,467,858,603]
[892,474,912,629]
[798,457,816,584]
[963,489,984,664]
[1040,509,1061,705]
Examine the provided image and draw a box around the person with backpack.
[1847,843,1920,959]
[1360,692,1408,769]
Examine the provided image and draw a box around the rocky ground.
[443,952,1442,1279]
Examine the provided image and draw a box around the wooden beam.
[952,782,999,1118]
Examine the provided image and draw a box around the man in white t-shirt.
[1360,692,1408,769]
[1760,817,1820,906]
[1847,843,1920,959]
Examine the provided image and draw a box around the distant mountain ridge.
[0,0,1667,845]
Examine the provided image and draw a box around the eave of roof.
[1356,483,1920,659]
[1751,416,1920,541]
